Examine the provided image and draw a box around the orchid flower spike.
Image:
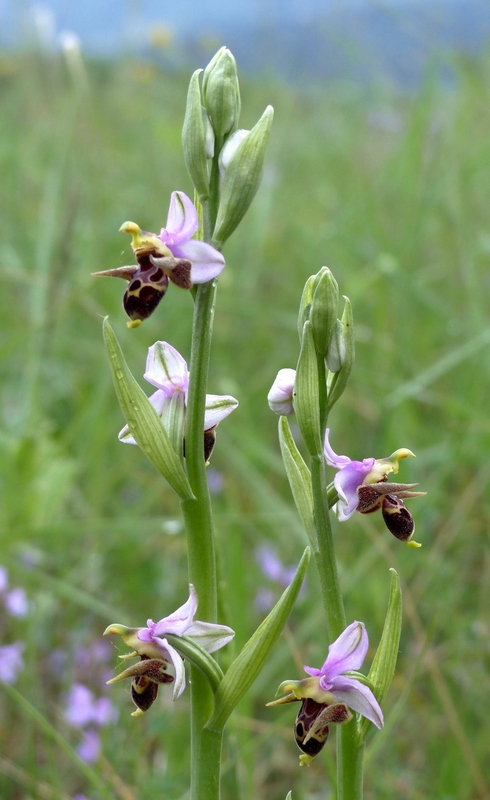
[324,429,426,547]
[104,584,234,715]
[119,341,238,462]
[267,621,383,766]
[92,191,225,327]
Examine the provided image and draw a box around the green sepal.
[285,793,293,800]
[294,321,323,456]
[278,415,315,545]
[309,267,339,357]
[297,275,315,341]
[326,296,354,412]
[182,69,211,200]
[212,105,274,248]
[205,547,310,732]
[358,568,403,742]
[102,317,194,500]
[165,634,224,694]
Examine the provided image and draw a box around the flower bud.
[268,368,296,415]
[202,47,241,145]
[212,105,274,247]
[182,69,213,199]
[309,267,339,357]
[326,296,354,412]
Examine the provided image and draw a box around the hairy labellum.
[294,698,351,757]
[382,494,415,541]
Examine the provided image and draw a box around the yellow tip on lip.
[119,221,140,235]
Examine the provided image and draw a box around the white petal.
[185,621,235,653]
[144,341,189,395]
[204,394,239,430]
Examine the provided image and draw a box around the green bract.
[212,105,274,247]
[205,547,310,732]
[103,318,194,500]
[182,69,213,200]
[326,296,354,412]
[278,416,315,544]
[294,321,323,456]
[358,568,403,741]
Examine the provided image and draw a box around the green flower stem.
[180,185,222,800]
[309,453,345,639]
[337,723,364,800]
[309,352,364,800]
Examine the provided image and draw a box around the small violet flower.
[92,191,225,327]
[325,429,426,547]
[118,341,238,462]
[267,621,382,765]
[104,584,234,715]
[267,368,296,416]
[0,642,25,684]
[64,683,118,728]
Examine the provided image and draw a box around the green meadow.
[0,47,489,799]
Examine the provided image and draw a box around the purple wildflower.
[0,642,25,684]
[92,191,225,325]
[268,622,383,765]
[324,429,425,546]
[105,584,235,713]
[76,730,101,764]
[4,587,30,618]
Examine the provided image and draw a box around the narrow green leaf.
[205,547,310,732]
[103,318,194,500]
[278,416,315,544]
[358,568,403,741]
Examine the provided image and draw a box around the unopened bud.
[309,267,339,356]
[268,368,296,415]
[202,47,241,144]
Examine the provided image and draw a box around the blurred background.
[0,1,489,798]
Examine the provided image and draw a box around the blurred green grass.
[0,47,489,799]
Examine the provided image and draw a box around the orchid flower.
[324,429,425,547]
[92,191,225,326]
[267,621,382,765]
[104,584,234,714]
[267,368,296,415]
[118,341,238,461]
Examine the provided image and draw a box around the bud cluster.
[271,267,354,456]
[182,46,274,247]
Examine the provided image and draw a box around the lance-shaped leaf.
[358,568,402,741]
[103,318,194,500]
[294,321,322,456]
[278,416,315,544]
[205,547,310,732]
